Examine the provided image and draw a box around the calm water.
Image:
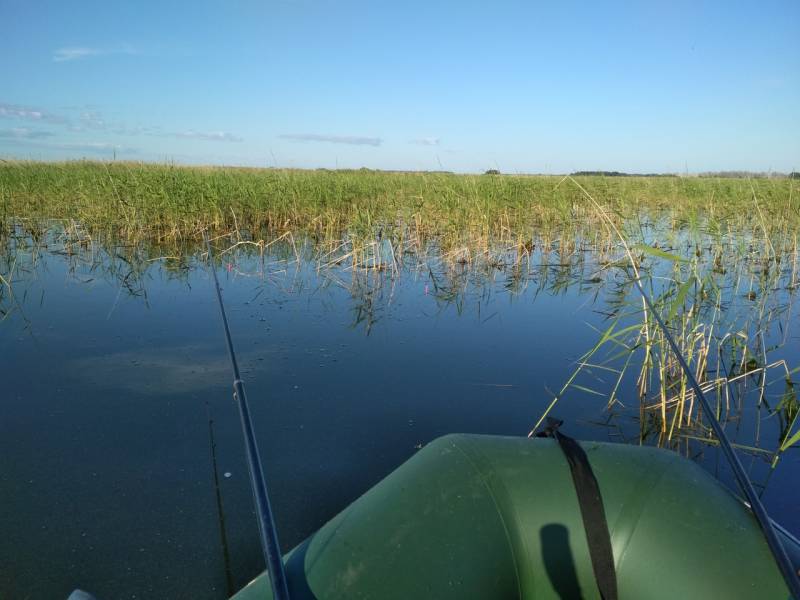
[1,233,799,599]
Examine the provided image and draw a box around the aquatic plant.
[531,177,800,464]
[2,160,797,253]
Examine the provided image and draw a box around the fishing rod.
[204,233,291,600]
[632,276,800,599]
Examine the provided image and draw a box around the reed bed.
[531,178,800,465]
[2,160,798,250]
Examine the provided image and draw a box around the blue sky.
[1,0,798,173]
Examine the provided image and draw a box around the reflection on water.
[1,225,799,599]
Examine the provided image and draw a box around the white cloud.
[0,127,54,139]
[67,110,164,136]
[174,130,244,142]
[119,124,163,136]
[0,102,68,124]
[1,137,138,154]
[410,137,441,146]
[53,44,138,62]
[1,100,243,151]
[279,133,382,146]
[53,47,102,62]
[79,111,107,129]
[54,141,138,153]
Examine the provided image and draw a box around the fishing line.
[207,402,235,596]
[204,232,291,600]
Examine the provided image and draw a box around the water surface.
[1,230,798,599]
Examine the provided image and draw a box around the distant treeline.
[571,170,800,179]
[571,171,677,177]
[697,171,799,179]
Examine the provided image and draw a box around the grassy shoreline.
[2,161,797,247]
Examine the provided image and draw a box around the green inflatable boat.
[232,434,800,600]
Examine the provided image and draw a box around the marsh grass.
[2,160,798,250]
[531,177,800,463]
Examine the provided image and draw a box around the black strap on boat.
[537,418,618,600]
